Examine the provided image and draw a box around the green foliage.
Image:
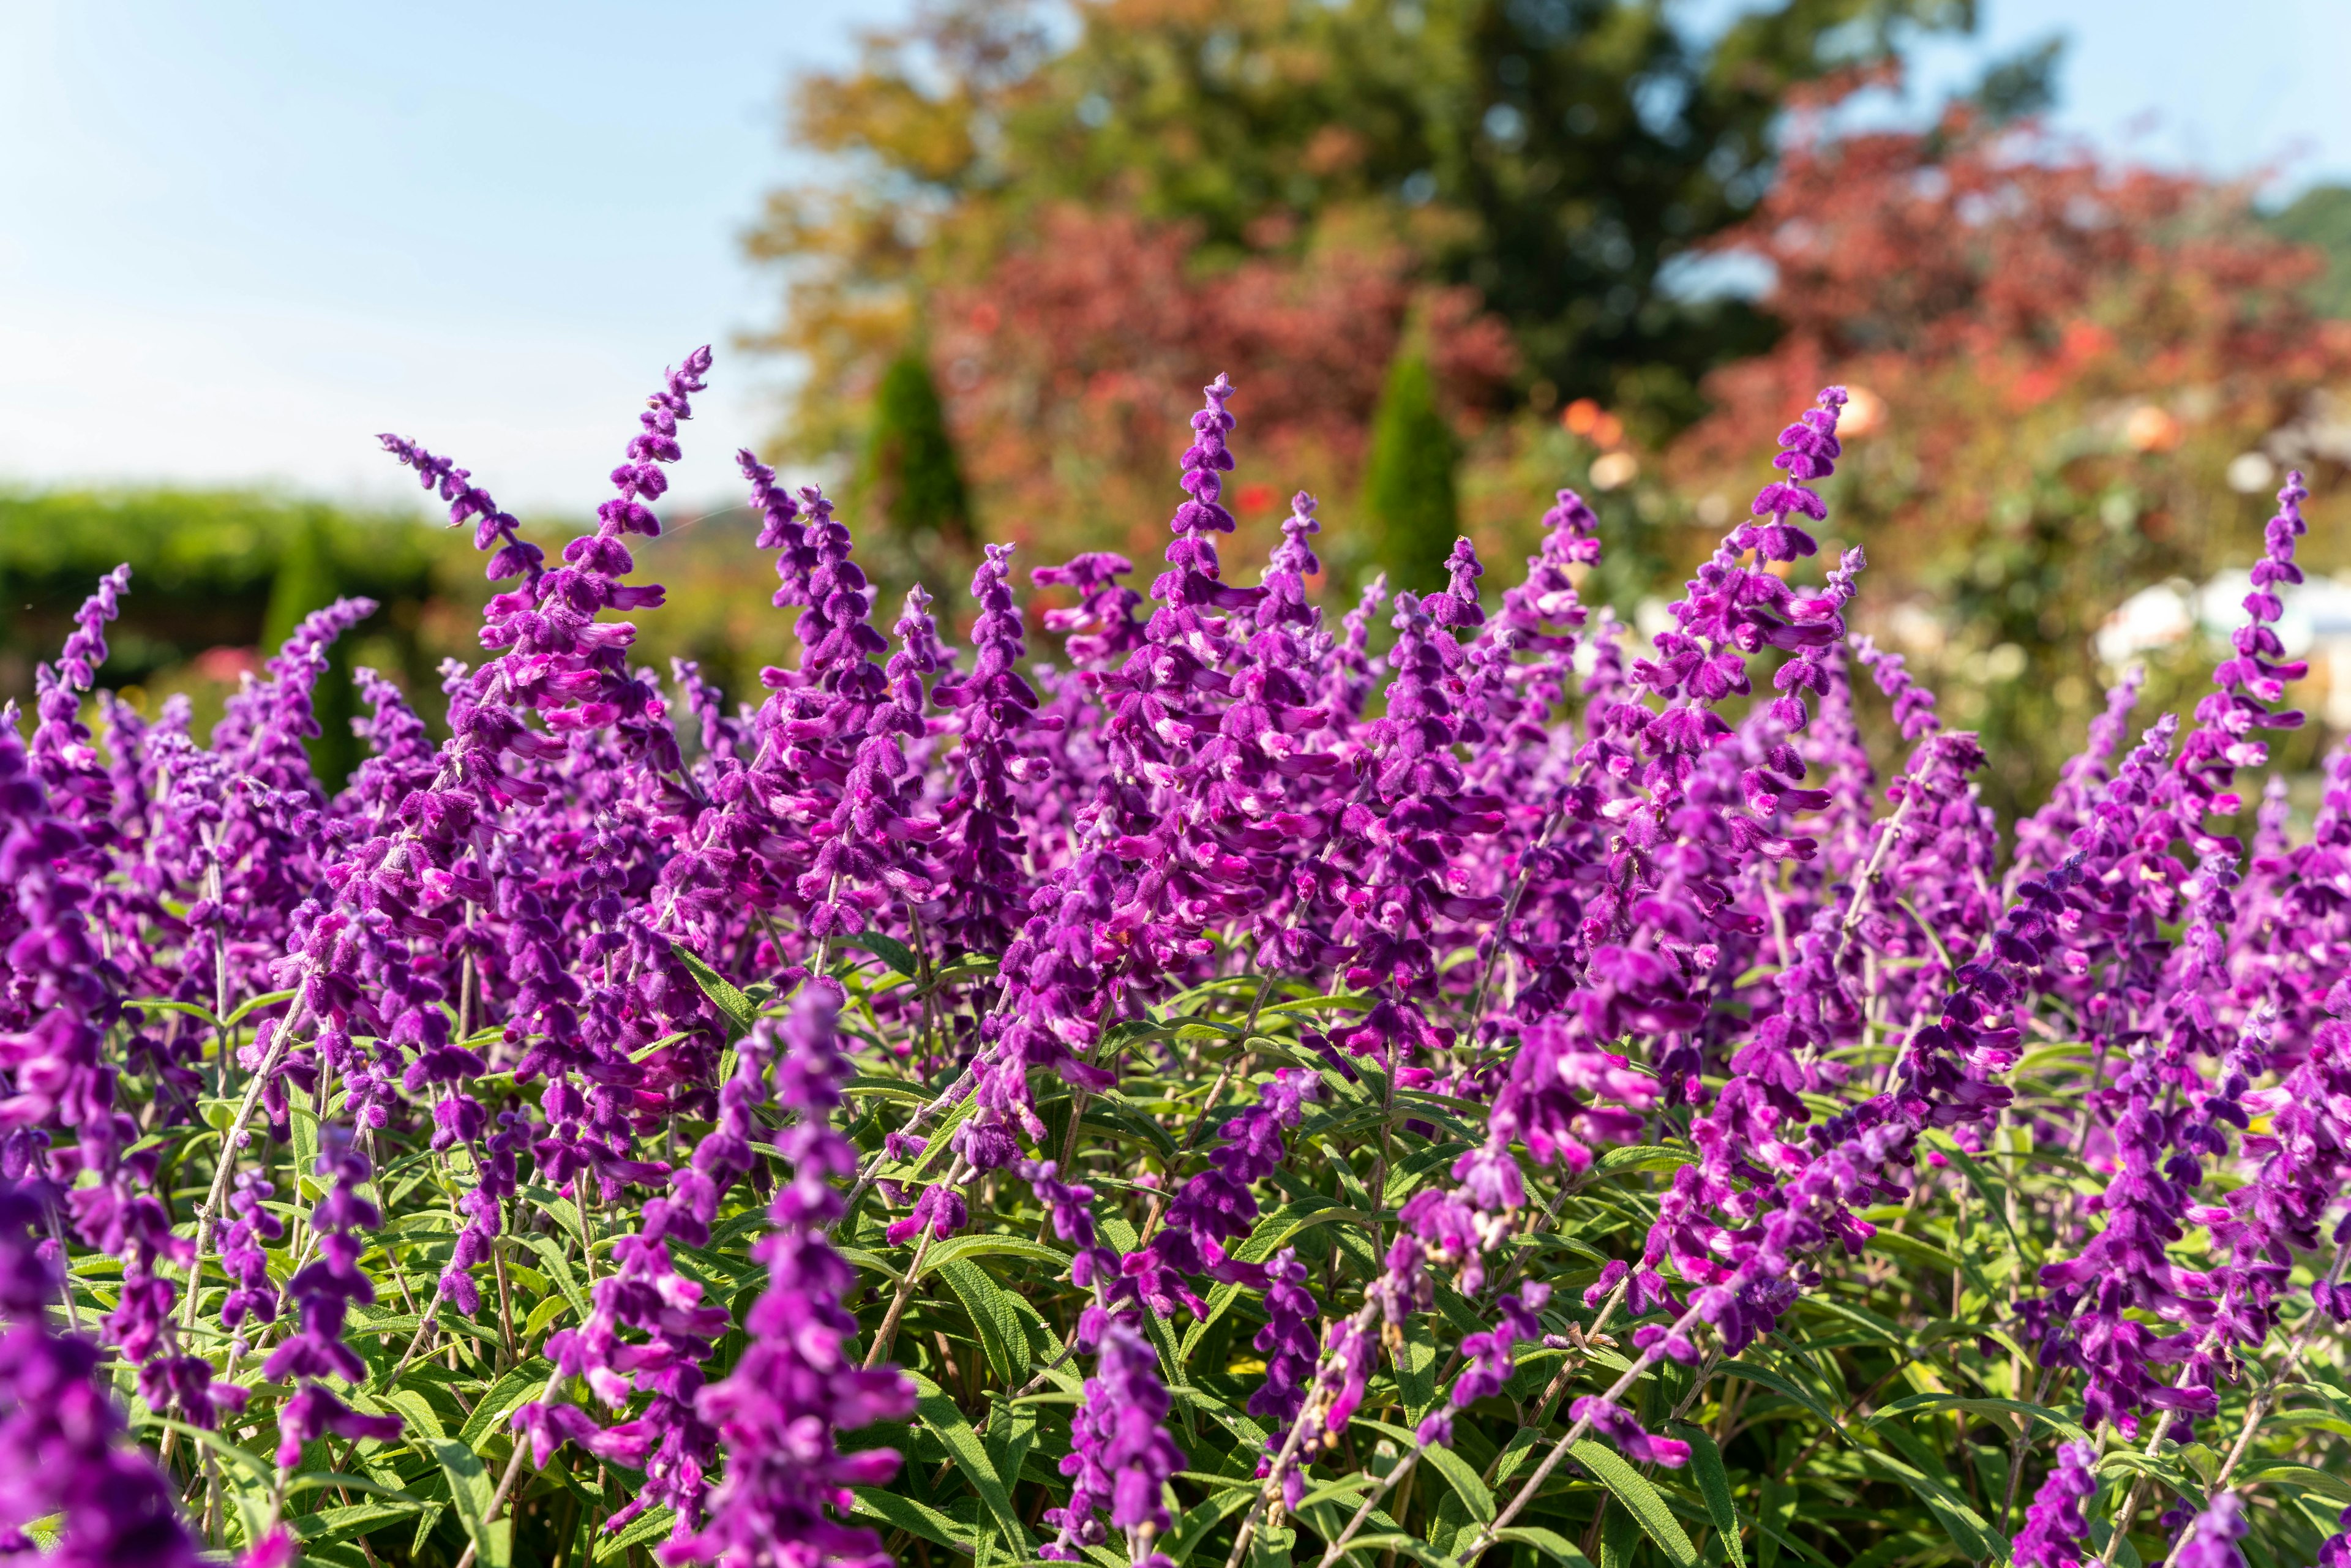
[261,518,364,786]
[1364,351,1462,591]
[756,0,1977,460]
[0,486,444,715]
[858,351,972,550]
[853,349,976,618]
[2268,182,2351,320]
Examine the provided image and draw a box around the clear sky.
[3,0,2346,513]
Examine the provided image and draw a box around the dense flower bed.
[5,354,2350,1568]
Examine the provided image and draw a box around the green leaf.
[428,1436,511,1568]
[1756,1479,1794,1568]
[291,1101,320,1196]
[850,1487,972,1553]
[1491,1527,1595,1566]
[1569,1440,1698,1568]
[1869,1392,2090,1446]
[1421,1443,1497,1526]
[283,1472,423,1503]
[1717,1360,1848,1442]
[521,1293,572,1341]
[2237,1461,2351,1505]
[937,1259,1031,1387]
[913,1373,1033,1555]
[285,1501,426,1543]
[1856,1447,2004,1561]
[1672,1425,1745,1568]
[594,1505,678,1562]
[1864,1229,1964,1276]
[1162,1485,1256,1564]
[1342,1535,1461,1568]
[1590,1144,1697,1178]
[224,988,299,1027]
[915,953,999,989]
[518,1232,591,1318]
[916,1234,1072,1279]
[1932,1139,2024,1257]
[460,1363,554,1451]
[839,930,918,976]
[126,997,218,1026]
[1362,1422,1493,1523]
[370,1386,449,1444]
[1396,1319,1439,1422]
[670,941,756,1039]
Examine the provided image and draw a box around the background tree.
[854,349,975,613]
[746,0,1977,544]
[261,517,363,786]
[1670,81,2351,816]
[1363,350,1462,591]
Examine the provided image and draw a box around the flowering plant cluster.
[9,353,2351,1568]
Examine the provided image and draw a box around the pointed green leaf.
[593,1504,678,1562]
[840,931,918,977]
[1491,1526,1594,1566]
[1857,1447,2004,1561]
[670,941,756,1039]
[849,1487,972,1553]
[1671,1425,1745,1568]
[937,1258,1030,1386]
[1570,1440,1698,1568]
[428,1436,511,1568]
[912,1373,1032,1555]
[225,988,300,1027]
[1717,1360,1848,1443]
[916,1234,1072,1279]
[460,1362,555,1451]
[127,998,219,1026]
[1363,1422,1493,1523]
[1343,1537,1461,1568]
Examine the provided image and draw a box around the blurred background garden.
[8,0,2351,822]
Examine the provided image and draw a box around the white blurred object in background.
[2098,568,2351,727]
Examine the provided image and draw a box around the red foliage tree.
[929,205,1517,566]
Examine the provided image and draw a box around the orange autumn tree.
[1674,81,2351,814]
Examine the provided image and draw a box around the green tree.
[1363,351,1460,591]
[2268,183,2351,319]
[749,0,1974,464]
[860,351,973,550]
[849,348,978,620]
[261,520,361,788]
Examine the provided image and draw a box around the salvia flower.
[2012,1441,2098,1567]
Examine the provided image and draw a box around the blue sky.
[2,0,2345,512]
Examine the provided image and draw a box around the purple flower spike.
[1749,385,1848,541]
[1042,1318,1185,1561]
[666,981,917,1567]
[2012,1441,2097,1567]
[0,1183,205,1567]
[1569,1395,1690,1468]
[379,433,539,585]
[275,1382,403,1472]
[2170,1491,2249,1568]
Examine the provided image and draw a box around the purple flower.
[274,1382,402,1472]
[1247,1247,1319,1425]
[2169,1491,2248,1568]
[0,1183,204,1567]
[2012,1441,2098,1567]
[1569,1395,1690,1468]
[263,1128,380,1386]
[1042,1318,1186,1561]
[665,981,916,1564]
